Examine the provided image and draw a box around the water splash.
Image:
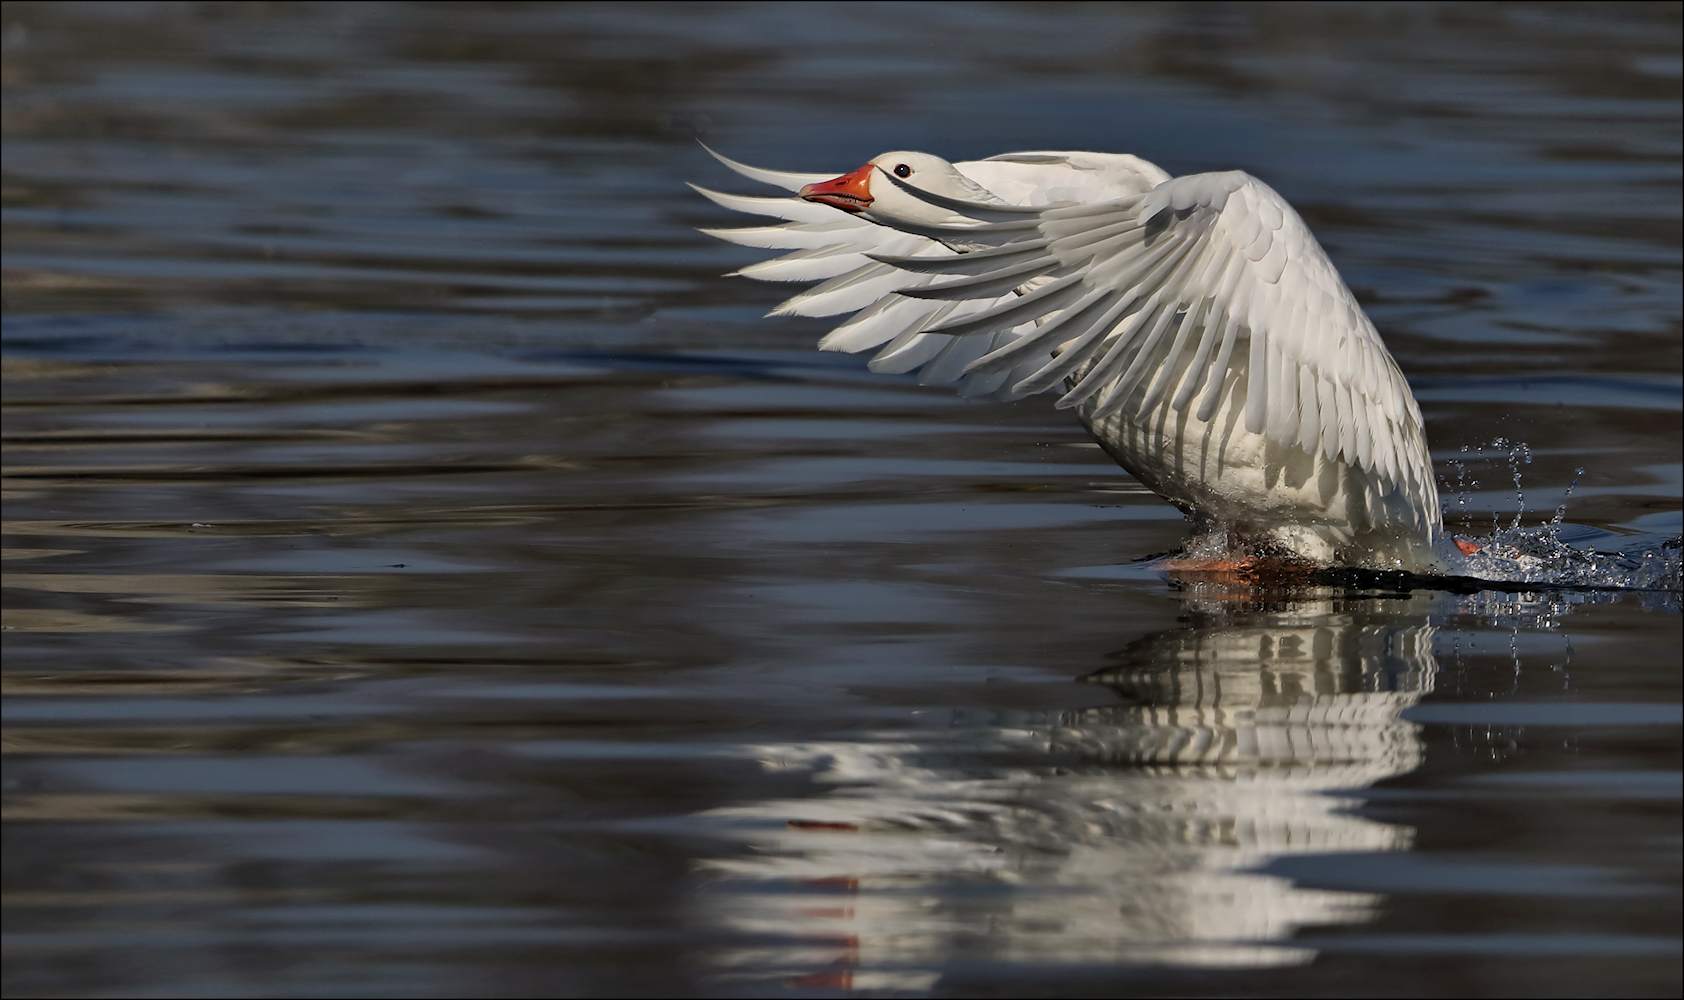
[1444,445,1482,536]
[1550,467,1583,531]
[1442,438,1534,536]
[1459,524,1680,592]
[1499,438,1532,534]
[1448,440,1679,593]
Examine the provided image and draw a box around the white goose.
[693,146,1469,574]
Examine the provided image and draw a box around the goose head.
[799,151,1004,225]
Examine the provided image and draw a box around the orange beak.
[800,163,875,212]
[1454,538,1481,556]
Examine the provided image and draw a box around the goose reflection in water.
[695,588,1437,992]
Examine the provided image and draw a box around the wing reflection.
[695,590,1436,991]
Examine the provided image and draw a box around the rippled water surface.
[3,3,1680,997]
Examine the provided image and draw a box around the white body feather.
[695,147,1449,572]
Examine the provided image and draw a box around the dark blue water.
[3,4,1679,997]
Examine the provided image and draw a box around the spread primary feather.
[694,144,1451,572]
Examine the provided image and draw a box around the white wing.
[695,153,1429,510]
[867,170,1430,505]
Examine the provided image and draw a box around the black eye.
[894,163,912,178]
